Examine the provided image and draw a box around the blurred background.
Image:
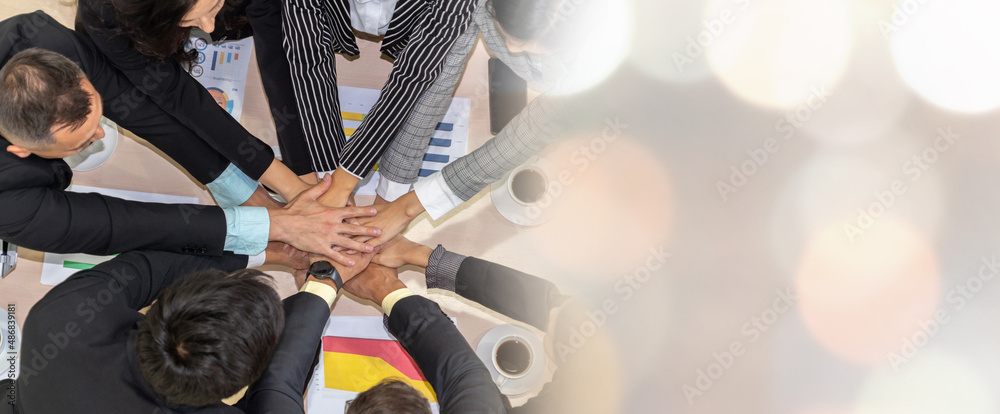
[526,0,1000,412]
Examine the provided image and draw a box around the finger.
[323,247,356,267]
[300,174,332,201]
[331,235,375,254]
[337,206,379,220]
[337,223,382,238]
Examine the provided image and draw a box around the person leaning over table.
[0,15,382,266]
[280,0,482,188]
[321,0,593,245]
[251,237,606,413]
[75,0,320,191]
[0,240,376,413]
[362,236,605,413]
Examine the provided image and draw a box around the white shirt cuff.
[376,176,414,202]
[247,251,267,268]
[413,172,464,220]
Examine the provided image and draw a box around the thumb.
[300,174,332,201]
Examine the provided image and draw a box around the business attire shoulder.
[3,250,328,414]
[73,0,295,177]
[387,294,509,413]
[7,251,247,413]
[0,135,227,256]
[281,0,482,174]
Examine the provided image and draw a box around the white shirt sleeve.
[412,171,465,220]
[376,174,414,202]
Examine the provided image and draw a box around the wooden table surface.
[0,3,553,405]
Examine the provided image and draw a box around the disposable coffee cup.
[492,336,533,386]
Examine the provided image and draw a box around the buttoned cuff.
[300,280,338,307]
[381,288,415,317]
[206,163,259,208]
[376,175,414,202]
[222,206,270,255]
[413,172,464,220]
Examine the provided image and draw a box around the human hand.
[356,191,426,247]
[263,242,311,270]
[317,168,362,208]
[372,235,433,268]
[342,263,407,305]
[269,175,383,266]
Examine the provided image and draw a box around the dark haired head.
[346,379,432,414]
[490,0,564,43]
[136,269,284,407]
[0,48,91,148]
[107,0,200,61]
[104,0,252,61]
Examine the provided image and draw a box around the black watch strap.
[308,261,343,291]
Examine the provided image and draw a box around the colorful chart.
[185,35,253,121]
[308,316,452,413]
[322,336,437,402]
[337,86,470,196]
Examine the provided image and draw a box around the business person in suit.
[282,0,482,202]
[365,236,607,414]
[0,244,371,413]
[75,0,317,191]
[335,0,583,245]
[0,14,380,265]
[343,263,509,414]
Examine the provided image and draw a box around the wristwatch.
[308,261,343,291]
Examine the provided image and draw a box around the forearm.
[258,159,311,201]
[317,168,361,207]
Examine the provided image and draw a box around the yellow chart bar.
[342,112,365,122]
[344,128,357,136]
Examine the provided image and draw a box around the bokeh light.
[549,0,634,95]
[855,351,995,414]
[889,0,1000,113]
[706,0,853,109]
[796,218,940,364]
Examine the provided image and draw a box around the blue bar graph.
[429,138,451,147]
[435,123,454,131]
[423,154,450,163]
[211,51,217,70]
[419,169,438,177]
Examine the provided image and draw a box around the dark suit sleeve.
[388,296,507,414]
[242,292,330,414]
[454,257,569,333]
[74,3,275,179]
[0,184,227,256]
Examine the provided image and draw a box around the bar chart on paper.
[185,35,254,121]
[338,86,470,195]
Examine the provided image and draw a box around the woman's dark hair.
[136,269,284,407]
[0,48,91,148]
[346,379,432,414]
[108,0,250,61]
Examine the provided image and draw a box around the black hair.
[103,0,250,62]
[346,379,432,414]
[0,48,91,148]
[136,268,284,407]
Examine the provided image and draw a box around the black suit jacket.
[1,251,326,414]
[0,12,231,256]
[388,296,508,414]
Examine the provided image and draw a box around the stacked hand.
[269,175,383,267]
